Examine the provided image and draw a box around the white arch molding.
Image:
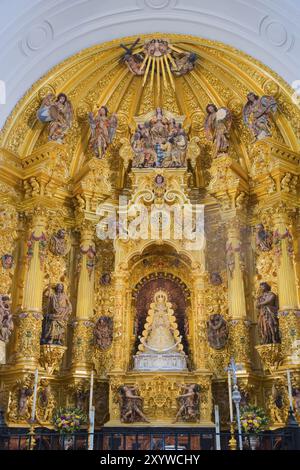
[0,0,299,127]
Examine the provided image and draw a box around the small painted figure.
[94,316,113,351]
[1,254,14,269]
[0,294,13,343]
[207,313,229,350]
[255,224,273,252]
[100,272,111,286]
[49,229,70,256]
[210,272,223,286]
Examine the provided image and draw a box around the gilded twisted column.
[111,270,128,373]
[71,222,95,373]
[192,269,208,370]
[14,209,47,368]
[226,219,251,368]
[273,206,300,365]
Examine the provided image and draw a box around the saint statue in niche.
[134,290,187,371]
[41,283,72,346]
[256,282,280,344]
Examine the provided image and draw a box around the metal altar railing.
[0,426,299,450]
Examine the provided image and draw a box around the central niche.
[132,273,191,369]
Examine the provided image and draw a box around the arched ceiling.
[1,32,300,186]
[0,0,300,130]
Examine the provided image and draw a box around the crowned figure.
[134,290,187,371]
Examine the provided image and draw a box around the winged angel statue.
[88,106,118,159]
[37,93,73,143]
[243,92,277,141]
[204,104,232,158]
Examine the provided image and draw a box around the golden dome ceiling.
[1,33,300,185]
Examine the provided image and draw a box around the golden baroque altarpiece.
[0,34,300,429]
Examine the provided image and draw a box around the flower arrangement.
[240,405,268,434]
[53,407,87,434]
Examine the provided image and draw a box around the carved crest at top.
[120,37,197,91]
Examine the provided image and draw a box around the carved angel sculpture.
[119,385,149,423]
[174,384,200,422]
[88,106,118,158]
[204,104,232,157]
[37,93,73,143]
[171,52,197,76]
[243,92,277,140]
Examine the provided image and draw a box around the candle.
[228,370,234,422]
[31,368,39,422]
[287,370,294,410]
[214,405,221,450]
[89,370,94,412]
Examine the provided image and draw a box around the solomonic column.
[225,218,251,369]
[110,269,128,373]
[273,205,300,365]
[71,222,96,373]
[192,269,208,370]
[14,208,47,368]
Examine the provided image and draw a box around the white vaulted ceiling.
[0,0,299,128]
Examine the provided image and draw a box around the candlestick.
[31,368,39,422]
[89,370,94,412]
[286,370,294,410]
[228,369,233,422]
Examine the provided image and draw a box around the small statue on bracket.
[1,254,14,270]
[0,294,13,343]
[210,272,223,286]
[174,384,200,422]
[243,92,277,141]
[94,316,113,351]
[119,385,149,423]
[49,229,70,256]
[255,224,273,252]
[41,283,72,346]
[207,313,229,350]
[256,282,280,345]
